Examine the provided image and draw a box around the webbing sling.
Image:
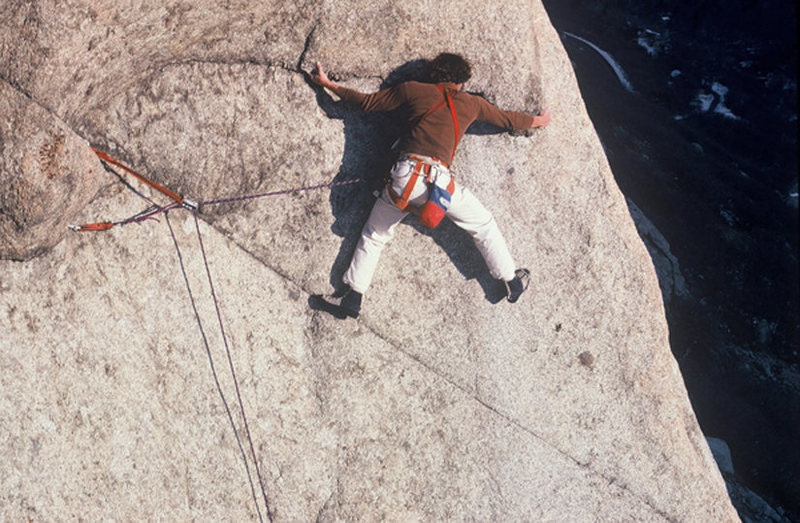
[92,147,184,205]
[388,85,460,211]
[441,86,460,166]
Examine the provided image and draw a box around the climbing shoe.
[505,268,531,303]
[320,286,362,319]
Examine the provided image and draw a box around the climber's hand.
[533,108,551,127]
[310,62,336,90]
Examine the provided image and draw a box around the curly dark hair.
[426,53,472,84]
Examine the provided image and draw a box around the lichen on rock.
[0,80,104,260]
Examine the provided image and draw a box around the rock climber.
[310,52,551,318]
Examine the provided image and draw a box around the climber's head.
[426,53,472,85]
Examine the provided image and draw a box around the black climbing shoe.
[505,268,531,303]
[319,286,362,319]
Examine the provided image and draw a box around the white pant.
[343,155,517,294]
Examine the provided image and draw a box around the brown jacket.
[331,81,535,165]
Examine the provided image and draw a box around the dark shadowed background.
[542,0,798,519]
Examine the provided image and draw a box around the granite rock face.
[0,80,104,260]
[0,1,737,520]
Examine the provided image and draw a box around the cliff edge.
[0,1,737,520]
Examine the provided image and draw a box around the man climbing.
[310,52,551,318]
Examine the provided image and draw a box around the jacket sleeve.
[330,83,406,112]
[474,96,535,131]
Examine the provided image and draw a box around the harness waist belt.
[400,152,450,169]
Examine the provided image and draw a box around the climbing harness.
[386,85,459,228]
[70,148,362,232]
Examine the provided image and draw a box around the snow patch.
[563,32,634,92]
[637,37,657,56]
[691,82,741,120]
[711,82,740,119]
[694,93,715,112]
[637,28,667,57]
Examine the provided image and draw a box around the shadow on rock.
[308,294,349,320]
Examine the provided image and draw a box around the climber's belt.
[398,153,449,169]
